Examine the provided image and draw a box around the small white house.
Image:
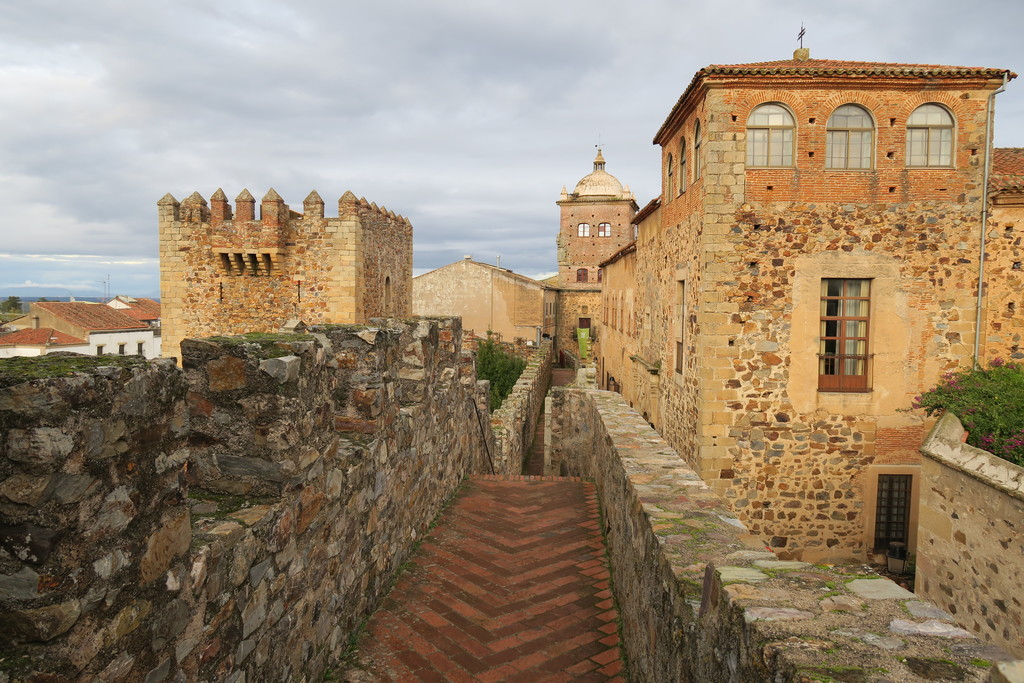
[3,301,160,358]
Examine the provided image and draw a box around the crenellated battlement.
[158,188,413,227]
[158,186,414,361]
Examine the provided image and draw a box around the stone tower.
[556,150,638,287]
[158,188,413,360]
[552,151,638,356]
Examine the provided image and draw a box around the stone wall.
[159,189,412,361]
[489,341,552,475]
[985,200,1024,364]
[0,318,492,682]
[918,413,1024,657]
[550,387,1017,681]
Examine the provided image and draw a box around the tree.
[0,296,22,313]
[476,335,527,410]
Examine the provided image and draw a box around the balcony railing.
[817,353,872,392]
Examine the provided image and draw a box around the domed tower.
[556,150,638,288]
[551,151,638,358]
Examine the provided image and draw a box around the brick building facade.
[159,189,412,360]
[597,50,1018,562]
[552,152,638,357]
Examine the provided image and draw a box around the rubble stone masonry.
[159,189,412,361]
[548,387,1016,681]
[918,413,1024,657]
[0,318,493,681]
[602,61,1019,562]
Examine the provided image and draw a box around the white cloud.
[0,0,1022,296]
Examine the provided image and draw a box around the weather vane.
[595,134,602,152]
[797,23,805,49]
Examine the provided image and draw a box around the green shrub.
[911,359,1024,465]
[476,336,527,411]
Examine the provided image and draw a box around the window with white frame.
[746,103,795,167]
[906,104,954,167]
[826,104,874,169]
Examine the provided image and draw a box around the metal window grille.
[874,474,912,550]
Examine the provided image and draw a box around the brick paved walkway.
[345,475,623,682]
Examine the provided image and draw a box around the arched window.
[597,222,611,237]
[746,103,795,167]
[693,120,703,180]
[907,104,954,167]
[384,276,392,315]
[577,223,590,237]
[679,139,688,194]
[826,104,874,169]
[666,152,675,198]
[576,268,588,282]
[597,268,603,282]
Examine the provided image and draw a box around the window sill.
[818,389,872,394]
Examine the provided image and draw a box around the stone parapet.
[551,388,1017,681]
[0,318,491,681]
[918,413,1024,657]
[489,340,552,475]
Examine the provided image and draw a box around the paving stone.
[743,607,814,623]
[889,619,974,638]
[846,578,916,600]
[820,595,865,614]
[904,601,955,621]
[753,560,811,571]
[861,633,905,650]
[719,566,770,583]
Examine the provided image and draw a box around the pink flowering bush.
[910,359,1024,466]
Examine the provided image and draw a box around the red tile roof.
[110,296,161,321]
[654,57,1015,144]
[0,327,85,346]
[35,302,148,331]
[991,148,1024,191]
[705,59,1013,78]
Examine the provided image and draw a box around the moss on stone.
[0,353,148,388]
[205,332,314,358]
[796,665,886,682]
[188,489,275,517]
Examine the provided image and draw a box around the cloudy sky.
[1,0,1022,298]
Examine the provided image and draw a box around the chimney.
[793,47,810,62]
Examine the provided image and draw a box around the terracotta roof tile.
[600,241,637,268]
[991,148,1024,191]
[706,58,1013,78]
[111,297,161,321]
[35,302,148,331]
[0,327,85,346]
